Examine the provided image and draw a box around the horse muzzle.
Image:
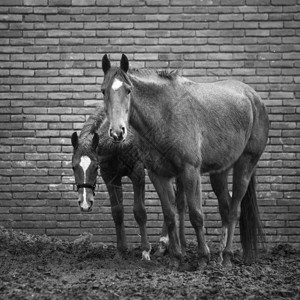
[77,188,95,212]
[109,126,127,143]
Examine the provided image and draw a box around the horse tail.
[239,171,265,263]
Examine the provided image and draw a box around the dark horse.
[71,108,154,260]
[101,54,269,269]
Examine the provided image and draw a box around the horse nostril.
[109,129,118,141]
[113,134,119,141]
[121,127,125,135]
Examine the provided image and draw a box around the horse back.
[166,78,266,174]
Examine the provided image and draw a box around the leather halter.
[76,183,96,196]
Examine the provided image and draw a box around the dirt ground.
[0,227,299,300]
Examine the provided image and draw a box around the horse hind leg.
[176,177,187,256]
[210,170,231,264]
[223,153,263,268]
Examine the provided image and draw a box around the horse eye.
[101,89,105,95]
[127,89,131,95]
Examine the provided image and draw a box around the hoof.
[154,246,167,257]
[243,253,255,266]
[169,258,181,270]
[198,257,209,270]
[155,236,169,257]
[222,259,232,269]
[113,250,127,261]
[178,262,195,272]
[113,253,122,262]
[222,252,233,269]
[142,249,151,261]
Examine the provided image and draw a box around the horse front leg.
[103,175,128,258]
[181,165,210,269]
[148,170,182,269]
[129,164,151,260]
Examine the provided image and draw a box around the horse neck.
[129,97,156,140]
[129,79,165,138]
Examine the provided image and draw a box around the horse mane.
[129,68,178,81]
[79,107,106,138]
[103,66,179,91]
[157,69,178,79]
[76,106,106,156]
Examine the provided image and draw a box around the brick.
[24,0,48,5]
[37,145,61,153]
[271,0,296,4]
[0,14,23,22]
[47,228,70,236]
[25,14,45,22]
[109,7,132,14]
[146,0,169,5]
[96,0,120,5]
[59,69,84,76]
[0,0,22,5]
[36,161,61,170]
[50,124,72,131]
[49,0,72,5]
[72,0,95,5]
[170,0,200,4]
[34,7,58,14]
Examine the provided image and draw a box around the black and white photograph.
[0,0,299,299]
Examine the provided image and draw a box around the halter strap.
[76,183,96,196]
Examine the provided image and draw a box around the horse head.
[101,54,132,143]
[71,132,99,212]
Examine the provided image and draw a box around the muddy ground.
[0,227,299,300]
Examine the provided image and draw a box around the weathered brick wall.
[0,0,299,249]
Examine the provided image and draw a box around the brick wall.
[0,0,299,249]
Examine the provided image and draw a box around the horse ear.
[102,54,111,74]
[71,132,78,149]
[120,54,129,73]
[92,133,99,152]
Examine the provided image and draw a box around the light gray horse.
[101,54,269,270]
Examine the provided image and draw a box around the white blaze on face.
[79,156,91,210]
[112,78,123,91]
